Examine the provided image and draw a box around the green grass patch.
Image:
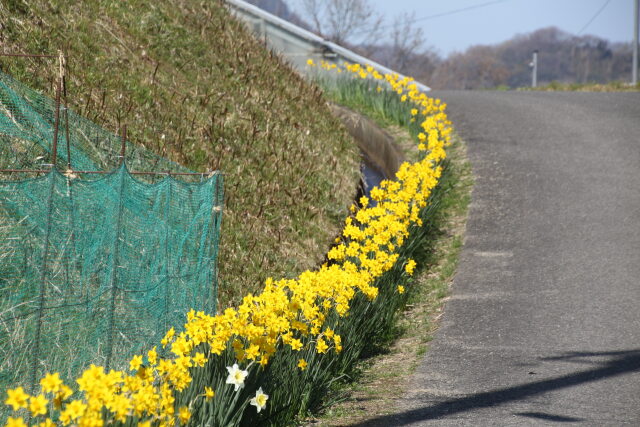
[316,74,423,138]
[522,80,640,92]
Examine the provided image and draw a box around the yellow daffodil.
[5,417,27,427]
[147,347,158,366]
[5,387,29,411]
[40,373,63,393]
[178,406,191,425]
[204,387,215,401]
[405,259,417,275]
[37,418,55,427]
[129,355,143,372]
[316,338,329,354]
[29,394,49,417]
[193,352,207,367]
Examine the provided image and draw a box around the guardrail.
[225,0,431,92]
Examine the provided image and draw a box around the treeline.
[245,0,634,90]
[399,27,634,89]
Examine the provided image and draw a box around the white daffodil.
[250,387,269,413]
[225,363,248,391]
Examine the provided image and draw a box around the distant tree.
[363,14,441,85]
[388,13,427,71]
[297,0,383,46]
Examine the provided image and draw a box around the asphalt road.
[358,91,640,426]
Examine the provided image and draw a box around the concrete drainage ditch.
[329,103,405,204]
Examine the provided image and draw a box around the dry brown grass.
[0,0,359,307]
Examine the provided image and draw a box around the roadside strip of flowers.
[4,62,452,426]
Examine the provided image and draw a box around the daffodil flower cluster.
[4,61,452,426]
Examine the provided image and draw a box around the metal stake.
[120,125,127,165]
[51,78,62,166]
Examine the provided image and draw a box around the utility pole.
[633,0,639,85]
[530,50,539,88]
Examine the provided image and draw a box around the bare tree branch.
[301,0,326,38]
[298,0,383,46]
[390,12,426,71]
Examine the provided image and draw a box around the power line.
[577,0,613,35]
[404,0,513,24]
[353,0,515,36]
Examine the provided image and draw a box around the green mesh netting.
[0,70,223,399]
[0,70,189,173]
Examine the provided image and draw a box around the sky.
[284,0,634,56]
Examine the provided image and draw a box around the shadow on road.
[515,411,584,423]
[350,349,640,426]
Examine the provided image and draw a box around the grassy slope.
[0,0,359,306]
